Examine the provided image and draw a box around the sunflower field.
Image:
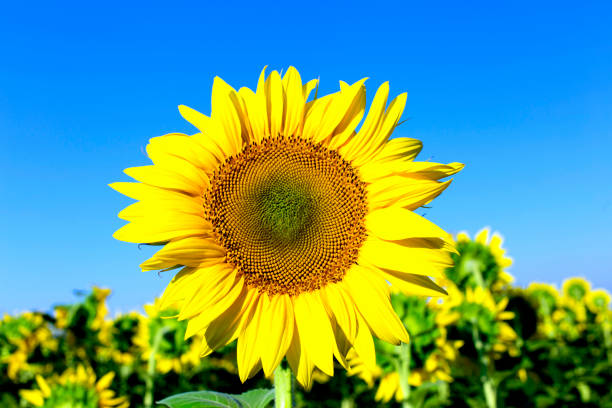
[2,228,611,408]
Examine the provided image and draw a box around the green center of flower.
[568,284,586,301]
[256,180,315,243]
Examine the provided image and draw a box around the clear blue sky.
[1,1,611,315]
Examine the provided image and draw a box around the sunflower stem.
[274,363,294,408]
[603,315,612,364]
[472,324,496,408]
[144,326,169,408]
[398,342,414,408]
[340,397,356,408]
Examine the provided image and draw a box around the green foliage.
[2,229,612,407]
[158,389,274,408]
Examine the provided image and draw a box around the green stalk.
[144,327,170,408]
[603,315,612,364]
[472,324,496,408]
[340,397,356,408]
[398,342,414,408]
[274,364,293,408]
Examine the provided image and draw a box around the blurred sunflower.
[562,277,590,303]
[20,366,128,408]
[54,287,112,363]
[445,228,513,293]
[559,277,590,325]
[99,312,144,366]
[134,299,200,374]
[586,289,611,315]
[348,292,462,404]
[526,282,560,337]
[377,299,462,403]
[441,283,518,357]
[0,312,56,380]
[111,66,462,388]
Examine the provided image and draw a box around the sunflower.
[111,67,462,388]
[349,292,463,403]
[99,312,144,366]
[134,298,200,374]
[440,283,518,357]
[20,366,128,408]
[526,282,560,337]
[586,289,611,315]
[447,228,513,293]
[0,312,56,380]
[562,277,591,303]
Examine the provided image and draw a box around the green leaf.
[235,389,275,408]
[157,389,274,408]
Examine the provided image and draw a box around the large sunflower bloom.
[111,67,463,388]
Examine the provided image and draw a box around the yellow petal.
[112,220,211,244]
[124,165,206,196]
[343,265,409,344]
[293,292,335,376]
[365,137,422,164]
[286,325,314,390]
[117,197,204,222]
[360,159,463,183]
[359,237,452,278]
[178,105,236,159]
[109,181,198,202]
[179,264,239,319]
[35,375,51,398]
[368,177,452,211]
[199,287,259,356]
[184,273,245,338]
[366,206,453,243]
[313,78,367,144]
[303,78,318,100]
[321,284,357,343]
[20,390,44,407]
[239,86,267,143]
[327,83,367,150]
[352,312,377,371]
[265,70,284,137]
[282,66,305,138]
[211,76,244,152]
[370,265,448,297]
[476,228,490,244]
[159,267,204,309]
[340,82,389,160]
[260,294,295,377]
[352,92,407,167]
[146,133,219,174]
[96,372,115,392]
[140,237,225,271]
[237,295,265,382]
[301,94,334,140]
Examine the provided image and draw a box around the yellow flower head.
[438,282,518,356]
[20,366,128,408]
[1,312,55,380]
[447,228,513,293]
[349,294,463,401]
[134,298,200,374]
[111,67,462,389]
[562,277,591,302]
[99,311,144,366]
[585,289,611,314]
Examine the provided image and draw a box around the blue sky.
[1,1,611,314]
